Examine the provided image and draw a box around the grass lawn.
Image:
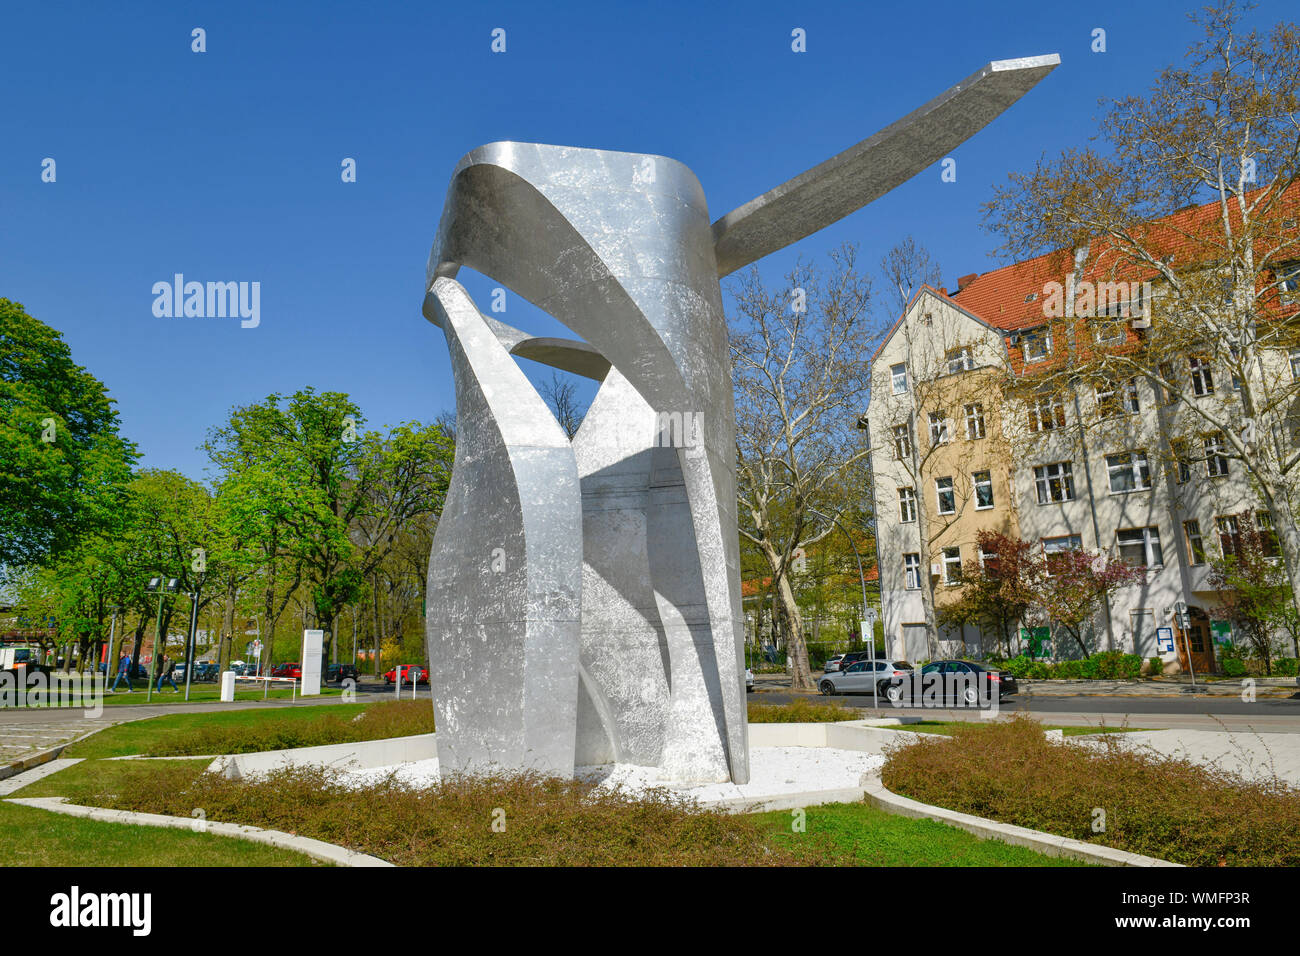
[64,702,372,758]
[752,802,1087,866]
[888,720,1149,737]
[0,796,324,867]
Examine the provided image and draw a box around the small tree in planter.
[1208,515,1294,675]
[1033,548,1146,658]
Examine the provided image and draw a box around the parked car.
[745,668,754,692]
[384,664,428,685]
[819,659,913,697]
[194,661,219,682]
[823,654,845,673]
[326,663,359,683]
[882,660,1018,706]
[271,662,302,679]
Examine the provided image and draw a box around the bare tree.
[880,235,946,315]
[730,244,878,690]
[538,371,586,440]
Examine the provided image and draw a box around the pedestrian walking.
[109,654,133,693]
[156,655,179,693]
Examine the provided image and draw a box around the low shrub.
[1222,657,1247,678]
[97,763,826,866]
[149,700,436,756]
[747,698,861,723]
[1272,658,1299,677]
[882,714,1300,866]
[1147,657,1163,676]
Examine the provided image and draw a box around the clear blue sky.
[4,0,1288,481]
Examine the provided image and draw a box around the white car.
[745,668,754,692]
[824,654,846,673]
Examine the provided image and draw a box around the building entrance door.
[1175,607,1217,675]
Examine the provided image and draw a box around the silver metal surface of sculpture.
[423,55,1058,784]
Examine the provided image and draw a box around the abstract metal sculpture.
[423,55,1058,784]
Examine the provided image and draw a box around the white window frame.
[1023,330,1051,362]
[1042,534,1082,574]
[941,547,963,585]
[898,487,917,524]
[1105,451,1152,494]
[928,411,950,446]
[903,553,922,590]
[964,402,986,440]
[935,476,956,515]
[892,424,912,461]
[1034,461,1076,504]
[891,363,908,395]
[972,470,994,510]
[1290,348,1300,380]
[946,347,974,375]
[1029,393,1066,432]
[1116,526,1163,569]
[1204,433,1230,477]
[1189,355,1215,396]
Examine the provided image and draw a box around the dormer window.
[1023,330,1051,362]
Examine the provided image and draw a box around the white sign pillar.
[219,670,236,702]
[300,629,324,696]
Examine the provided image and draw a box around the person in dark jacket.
[109,654,134,693]
[156,656,179,692]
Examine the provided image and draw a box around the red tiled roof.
[952,185,1300,333]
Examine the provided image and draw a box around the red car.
[270,662,302,679]
[384,664,428,685]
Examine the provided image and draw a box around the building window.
[1184,520,1206,565]
[903,553,922,590]
[1228,345,1243,391]
[1280,262,1300,303]
[1023,330,1051,362]
[1106,451,1152,493]
[1290,348,1300,380]
[1042,534,1082,574]
[1189,355,1215,396]
[965,403,986,439]
[1028,393,1066,432]
[1034,461,1075,503]
[891,363,908,394]
[1096,378,1141,414]
[942,547,963,584]
[898,487,917,523]
[1117,526,1163,568]
[929,411,950,446]
[972,471,994,509]
[1216,515,1241,557]
[978,546,999,571]
[1257,512,1281,558]
[946,347,974,375]
[935,477,956,515]
[1204,433,1230,477]
[892,424,912,460]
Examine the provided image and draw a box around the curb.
[862,774,1181,867]
[5,796,394,868]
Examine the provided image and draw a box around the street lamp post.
[183,591,200,701]
[144,576,180,703]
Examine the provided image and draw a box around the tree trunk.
[775,573,814,691]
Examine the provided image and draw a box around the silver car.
[819,659,912,697]
[823,654,846,673]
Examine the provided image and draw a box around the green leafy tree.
[0,299,136,576]
[1209,514,1295,672]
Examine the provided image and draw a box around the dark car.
[884,659,1018,706]
[326,663,359,683]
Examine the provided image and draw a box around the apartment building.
[867,201,1300,670]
